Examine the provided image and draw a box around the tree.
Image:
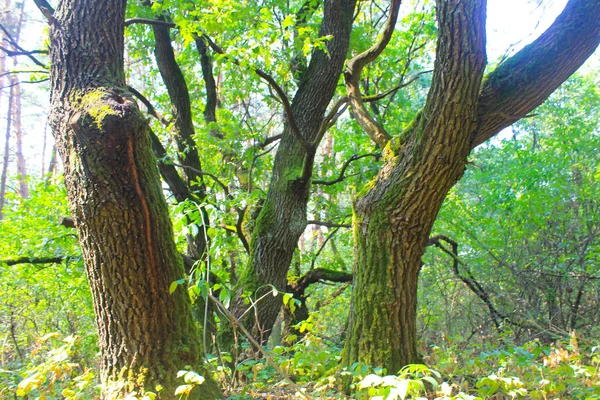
[40,0,220,397]
[343,0,600,374]
[232,0,358,342]
[422,72,600,342]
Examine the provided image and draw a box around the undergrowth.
[6,331,600,399]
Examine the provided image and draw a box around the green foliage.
[0,179,96,397]
[422,72,600,344]
[13,334,99,399]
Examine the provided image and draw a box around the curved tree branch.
[473,0,600,148]
[313,153,380,186]
[343,0,402,148]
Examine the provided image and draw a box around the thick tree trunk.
[343,0,487,374]
[233,0,357,343]
[343,0,599,375]
[47,0,220,398]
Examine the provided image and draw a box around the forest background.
[0,0,599,398]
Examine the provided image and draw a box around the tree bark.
[344,0,599,374]
[233,0,357,343]
[344,0,487,373]
[46,0,220,398]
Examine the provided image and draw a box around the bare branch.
[32,0,54,23]
[474,0,600,148]
[128,85,171,126]
[0,46,48,57]
[307,220,351,229]
[0,23,47,68]
[318,97,348,139]
[125,18,176,28]
[343,0,402,148]
[363,70,432,103]
[313,153,380,186]
[1,256,69,266]
[172,163,230,196]
[208,294,312,400]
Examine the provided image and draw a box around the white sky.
[2,0,597,178]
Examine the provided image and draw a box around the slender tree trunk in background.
[11,0,27,198]
[46,0,220,397]
[344,0,600,374]
[152,23,209,261]
[0,4,8,219]
[11,78,27,198]
[46,144,58,180]
[233,0,357,344]
[0,84,14,220]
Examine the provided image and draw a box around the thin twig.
[313,153,380,186]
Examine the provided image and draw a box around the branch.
[343,0,402,148]
[362,70,432,103]
[127,85,171,126]
[125,18,176,28]
[1,256,69,266]
[258,134,282,149]
[173,163,230,197]
[318,97,348,139]
[148,131,197,203]
[427,235,502,330]
[473,0,600,148]
[313,153,380,186]
[309,227,340,271]
[235,207,250,254]
[0,23,47,68]
[295,268,353,294]
[0,46,48,57]
[32,0,54,23]
[202,35,310,153]
[307,220,351,229]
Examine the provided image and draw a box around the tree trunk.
[0,5,8,219]
[11,0,27,199]
[0,84,14,220]
[11,77,27,198]
[46,0,220,398]
[344,0,487,374]
[233,0,357,344]
[343,0,600,374]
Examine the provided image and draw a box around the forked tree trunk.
[344,0,487,373]
[234,0,357,344]
[344,0,600,374]
[46,0,220,398]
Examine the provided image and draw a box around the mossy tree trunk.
[46,0,221,398]
[233,0,357,343]
[343,0,600,375]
